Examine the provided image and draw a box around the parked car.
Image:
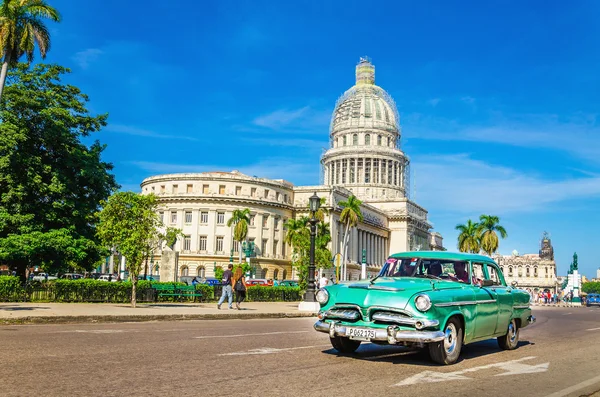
[280,280,299,287]
[31,273,58,282]
[245,278,270,287]
[200,277,221,286]
[60,273,84,280]
[98,274,118,282]
[587,293,600,307]
[314,251,535,365]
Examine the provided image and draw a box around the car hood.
[330,277,461,310]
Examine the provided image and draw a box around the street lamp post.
[299,192,321,312]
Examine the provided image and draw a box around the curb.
[0,312,318,325]
[531,304,586,308]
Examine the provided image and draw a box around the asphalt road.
[2,306,600,397]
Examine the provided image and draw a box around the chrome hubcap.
[508,322,516,343]
[444,323,457,354]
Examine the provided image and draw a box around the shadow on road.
[0,305,50,311]
[320,339,535,366]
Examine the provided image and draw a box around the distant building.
[493,232,559,294]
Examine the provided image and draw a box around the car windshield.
[379,257,471,284]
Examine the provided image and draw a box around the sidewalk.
[531,302,586,308]
[0,302,317,325]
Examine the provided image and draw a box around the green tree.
[477,215,508,256]
[227,208,250,262]
[0,0,61,100]
[0,64,117,281]
[455,219,481,253]
[339,195,363,280]
[162,227,183,250]
[97,192,161,308]
[583,282,600,294]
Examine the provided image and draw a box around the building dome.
[330,57,400,139]
[321,57,409,202]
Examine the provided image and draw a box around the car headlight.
[415,294,432,312]
[315,288,329,305]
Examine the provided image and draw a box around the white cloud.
[427,98,441,107]
[130,158,319,186]
[412,153,600,215]
[72,48,103,69]
[105,124,199,142]
[252,106,331,132]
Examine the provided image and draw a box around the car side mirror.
[482,279,494,287]
[511,280,518,288]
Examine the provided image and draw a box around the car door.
[485,263,512,335]
[471,262,499,338]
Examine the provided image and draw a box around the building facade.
[493,233,559,295]
[140,58,444,282]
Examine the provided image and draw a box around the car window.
[380,258,470,284]
[472,263,485,286]
[485,264,502,286]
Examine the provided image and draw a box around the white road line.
[194,331,309,339]
[562,313,572,316]
[219,344,330,356]
[586,327,600,331]
[58,329,130,334]
[545,374,600,397]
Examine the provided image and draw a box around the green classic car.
[314,251,535,365]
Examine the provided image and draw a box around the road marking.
[195,331,309,339]
[562,313,572,316]
[59,329,129,334]
[393,356,549,386]
[219,344,330,356]
[586,327,600,331]
[544,373,600,397]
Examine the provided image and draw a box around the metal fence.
[19,286,156,303]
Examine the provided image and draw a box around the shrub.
[246,286,302,302]
[0,276,24,301]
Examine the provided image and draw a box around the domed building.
[140,58,444,282]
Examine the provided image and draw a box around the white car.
[98,275,118,282]
[32,273,57,282]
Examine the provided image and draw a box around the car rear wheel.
[428,317,463,365]
[497,319,519,350]
[330,336,361,354]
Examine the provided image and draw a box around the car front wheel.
[330,336,361,354]
[428,317,463,365]
[497,319,519,350]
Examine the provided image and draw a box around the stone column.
[108,252,114,274]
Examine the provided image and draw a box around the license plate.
[347,327,376,341]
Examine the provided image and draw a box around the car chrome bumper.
[314,320,445,343]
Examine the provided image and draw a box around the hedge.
[0,277,302,303]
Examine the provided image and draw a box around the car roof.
[389,251,496,263]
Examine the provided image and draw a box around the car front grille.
[371,310,412,325]
[324,308,361,321]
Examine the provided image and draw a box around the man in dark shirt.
[217,264,234,309]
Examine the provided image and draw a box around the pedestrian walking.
[319,273,329,288]
[217,264,234,310]
[232,267,247,310]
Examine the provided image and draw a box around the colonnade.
[356,229,388,266]
[324,157,404,187]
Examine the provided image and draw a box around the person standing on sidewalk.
[217,264,234,310]
[232,267,247,310]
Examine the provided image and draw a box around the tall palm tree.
[477,215,508,256]
[227,208,250,262]
[339,195,363,281]
[455,219,480,253]
[0,0,61,100]
[284,216,309,259]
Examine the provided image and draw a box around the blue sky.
[41,0,600,277]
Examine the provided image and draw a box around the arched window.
[353,134,358,145]
[343,136,347,146]
[534,266,538,277]
[377,135,382,145]
[180,266,189,276]
[526,266,530,277]
[197,266,205,278]
[387,137,391,147]
[518,265,522,277]
[274,269,279,280]
[365,134,370,145]
[335,137,338,148]
[282,269,288,280]
[261,268,268,279]
[508,266,513,276]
